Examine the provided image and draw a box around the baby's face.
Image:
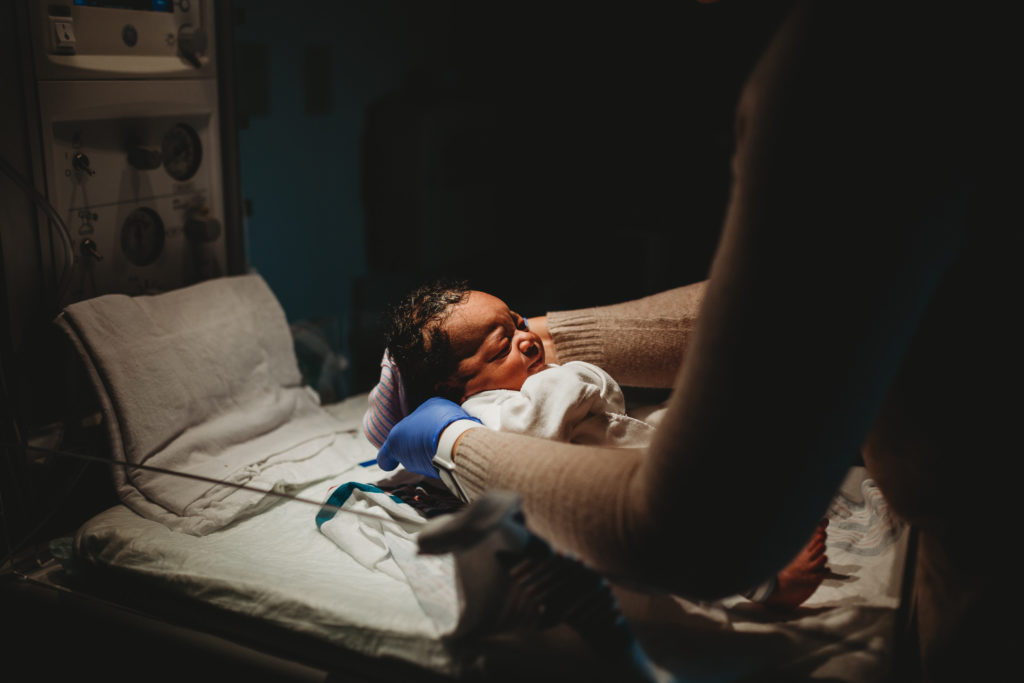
[444,291,546,400]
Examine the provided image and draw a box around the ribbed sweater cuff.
[545,309,605,366]
[453,429,493,501]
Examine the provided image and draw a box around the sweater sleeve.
[454,287,720,594]
[545,281,707,388]
[454,426,655,582]
[454,2,965,604]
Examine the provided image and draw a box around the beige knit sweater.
[454,281,722,594]
[448,4,1018,677]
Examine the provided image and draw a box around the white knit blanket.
[56,274,358,535]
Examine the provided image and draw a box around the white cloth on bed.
[616,467,909,682]
[56,274,359,535]
[73,390,910,682]
[461,361,657,446]
[318,360,657,641]
[73,393,467,678]
[74,476,465,677]
[316,480,458,634]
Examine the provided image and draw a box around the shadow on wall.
[236,1,795,397]
[291,317,350,405]
[233,0,457,399]
[349,2,795,393]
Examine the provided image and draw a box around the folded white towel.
[317,480,458,635]
[57,274,357,535]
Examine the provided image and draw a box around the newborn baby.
[365,280,829,608]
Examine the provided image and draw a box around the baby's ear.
[435,378,467,405]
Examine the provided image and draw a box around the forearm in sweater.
[545,280,707,388]
[454,427,657,578]
[453,424,754,600]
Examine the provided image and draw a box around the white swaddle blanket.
[462,360,658,446]
[57,274,359,535]
[316,479,459,634]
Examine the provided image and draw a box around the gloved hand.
[377,397,481,478]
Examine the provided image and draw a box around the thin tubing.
[0,155,77,315]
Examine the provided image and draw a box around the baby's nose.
[518,335,540,357]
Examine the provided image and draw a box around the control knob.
[177,23,208,68]
[185,208,221,243]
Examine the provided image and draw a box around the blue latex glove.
[376,397,481,478]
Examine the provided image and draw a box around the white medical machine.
[23,0,242,302]
[0,0,244,496]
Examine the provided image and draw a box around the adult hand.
[376,397,481,478]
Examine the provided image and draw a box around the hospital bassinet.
[1,274,914,682]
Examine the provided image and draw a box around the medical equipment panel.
[25,0,236,300]
[31,0,215,81]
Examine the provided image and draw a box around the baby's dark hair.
[385,279,471,409]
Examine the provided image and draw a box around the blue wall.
[232,1,451,395]
[229,1,790,397]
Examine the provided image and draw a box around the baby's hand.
[763,518,829,609]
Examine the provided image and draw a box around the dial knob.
[127,146,162,170]
[161,123,202,181]
[185,211,222,243]
[72,151,95,176]
[177,22,208,68]
[120,207,165,266]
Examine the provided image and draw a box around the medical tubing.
[0,444,90,571]
[0,442,398,569]
[16,443,384,517]
[0,361,26,569]
[0,355,22,448]
[0,155,77,315]
[0,440,428,569]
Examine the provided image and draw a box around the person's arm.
[453,1,967,600]
[540,281,708,389]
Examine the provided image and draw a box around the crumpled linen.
[57,274,358,535]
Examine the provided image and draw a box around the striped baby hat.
[362,350,409,449]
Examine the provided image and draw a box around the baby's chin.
[527,362,550,376]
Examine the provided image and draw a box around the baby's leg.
[761,518,829,609]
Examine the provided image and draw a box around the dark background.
[0,0,793,563]
[230,0,793,395]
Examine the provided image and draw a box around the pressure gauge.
[161,123,202,181]
[121,207,165,266]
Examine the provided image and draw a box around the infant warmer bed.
[2,274,913,682]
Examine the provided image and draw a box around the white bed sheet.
[617,465,909,682]
[73,394,466,677]
[73,393,909,682]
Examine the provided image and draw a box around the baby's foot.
[762,518,829,608]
